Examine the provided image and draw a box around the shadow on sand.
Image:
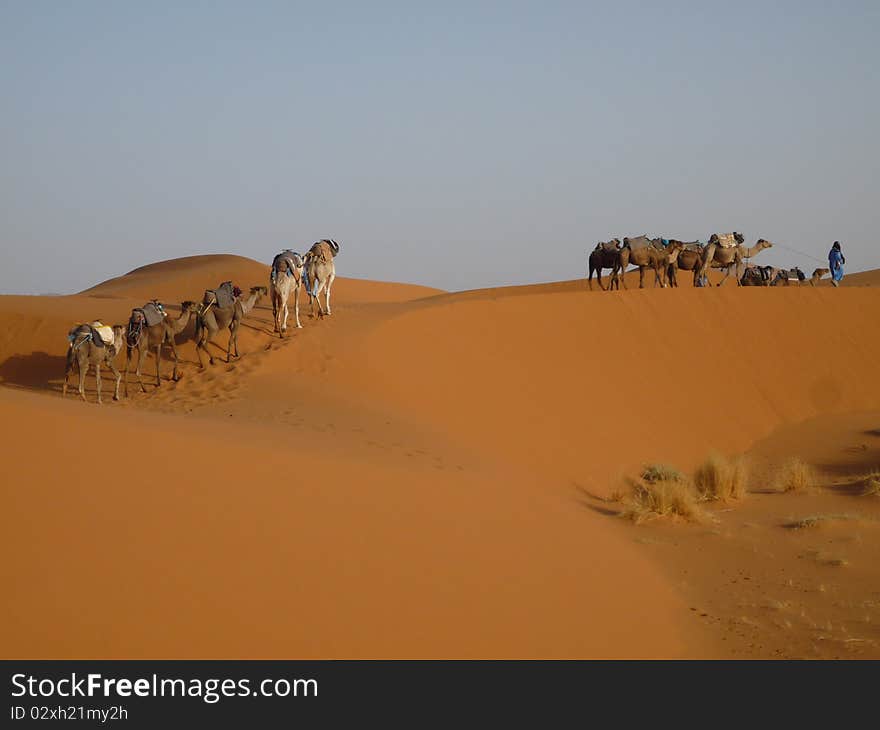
[0,351,66,392]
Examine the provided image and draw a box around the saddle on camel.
[67,321,116,349]
[202,281,241,312]
[126,300,166,346]
[270,251,303,285]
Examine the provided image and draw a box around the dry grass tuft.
[693,453,749,502]
[774,458,817,493]
[620,478,707,524]
[802,549,850,567]
[641,464,685,484]
[783,513,861,529]
[858,471,880,497]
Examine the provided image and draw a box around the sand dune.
[2,254,880,658]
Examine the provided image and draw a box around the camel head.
[180,300,198,314]
[250,285,268,301]
[755,239,773,251]
[109,324,126,354]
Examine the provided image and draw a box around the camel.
[614,237,682,289]
[124,301,198,397]
[666,241,707,287]
[63,323,126,403]
[740,264,797,287]
[810,268,830,286]
[302,239,339,317]
[270,250,304,336]
[195,285,267,366]
[587,239,621,291]
[697,234,773,287]
[771,267,806,286]
[740,265,778,286]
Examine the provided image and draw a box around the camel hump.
[623,235,653,251]
[137,301,166,326]
[89,321,115,345]
[68,323,105,347]
[272,251,302,277]
[595,239,620,253]
[205,282,235,309]
[712,232,740,248]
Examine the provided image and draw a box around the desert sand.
[2,254,879,659]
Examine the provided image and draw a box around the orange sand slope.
[2,255,880,659]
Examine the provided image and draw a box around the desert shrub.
[693,453,749,502]
[621,478,706,524]
[641,464,685,484]
[859,471,880,497]
[774,458,816,493]
[783,513,860,529]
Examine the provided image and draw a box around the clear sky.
[1,1,878,294]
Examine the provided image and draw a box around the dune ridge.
[2,253,880,659]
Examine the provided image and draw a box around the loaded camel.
[302,239,339,317]
[195,285,267,366]
[740,265,786,286]
[63,323,126,404]
[665,241,709,287]
[613,237,683,289]
[740,265,803,287]
[810,268,830,286]
[697,234,773,286]
[124,300,199,396]
[587,239,621,291]
[269,250,304,336]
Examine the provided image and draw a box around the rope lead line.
[771,241,828,265]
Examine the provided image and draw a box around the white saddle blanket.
[715,233,738,249]
[90,322,115,345]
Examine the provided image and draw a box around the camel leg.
[108,358,122,401]
[227,320,239,362]
[196,329,211,367]
[275,293,283,337]
[639,266,646,289]
[78,358,88,402]
[136,344,148,393]
[154,341,162,387]
[294,284,302,329]
[63,347,74,397]
[168,335,181,381]
[197,319,218,366]
[587,264,594,290]
[313,279,327,317]
[282,299,289,334]
[616,261,627,290]
[124,346,133,397]
[325,273,334,315]
[95,361,103,404]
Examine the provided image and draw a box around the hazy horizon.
[2,1,878,294]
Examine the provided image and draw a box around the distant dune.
[2,255,880,659]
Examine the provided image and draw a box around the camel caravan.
[588,231,828,290]
[63,239,341,403]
